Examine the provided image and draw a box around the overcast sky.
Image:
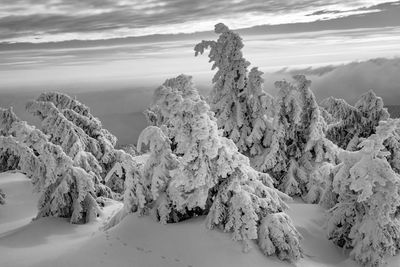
[1,0,400,143]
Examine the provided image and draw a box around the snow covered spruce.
[0,93,139,222]
[26,92,135,196]
[0,107,99,223]
[194,23,275,155]
[326,119,400,266]
[195,23,337,202]
[321,90,390,151]
[115,74,302,262]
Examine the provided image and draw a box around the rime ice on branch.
[123,74,302,262]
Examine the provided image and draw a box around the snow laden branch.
[0,108,100,223]
[321,90,390,150]
[120,74,302,262]
[326,119,400,266]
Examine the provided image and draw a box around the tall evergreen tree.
[195,23,252,152]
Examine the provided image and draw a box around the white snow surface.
[1,172,400,267]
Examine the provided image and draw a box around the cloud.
[0,0,398,43]
[266,57,400,105]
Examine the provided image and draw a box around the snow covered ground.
[0,172,399,267]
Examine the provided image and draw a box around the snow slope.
[1,172,399,267]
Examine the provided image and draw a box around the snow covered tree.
[35,91,116,146]
[253,75,336,199]
[0,107,99,223]
[326,119,400,266]
[194,23,252,152]
[31,92,117,172]
[245,67,275,157]
[29,92,142,196]
[384,128,400,174]
[126,126,180,223]
[121,74,302,262]
[104,149,142,195]
[322,90,390,150]
[25,100,111,196]
[0,108,40,174]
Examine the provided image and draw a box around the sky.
[0,0,399,144]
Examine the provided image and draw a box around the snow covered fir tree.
[1,22,400,267]
[194,23,254,153]
[195,24,337,202]
[0,107,100,223]
[326,119,400,266]
[119,74,302,261]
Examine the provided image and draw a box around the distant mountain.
[387,106,400,118]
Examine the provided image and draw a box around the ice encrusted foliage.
[322,90,390,150]
[0,107,99,223]
[123,74,301,262]
[194,23,252,152]
[326,119,400,266]
[253,75,336,199]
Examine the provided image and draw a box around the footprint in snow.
[136,246,145,252]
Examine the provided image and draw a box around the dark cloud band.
[0,0,398,43]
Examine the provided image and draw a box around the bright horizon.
[1,0,400,144]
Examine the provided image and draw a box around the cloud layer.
[264,57,400,105]
[0,0,398,42]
